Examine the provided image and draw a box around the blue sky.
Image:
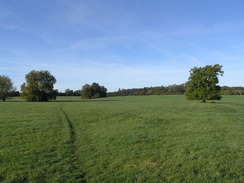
[1,0,244,92]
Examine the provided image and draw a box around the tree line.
[58,89,81,96]
[4,84,244,98]
[0,70,107,102]
[0,64,244,102]
[107,84,186,96]
[107,85,244,97]
[220,86,244,95]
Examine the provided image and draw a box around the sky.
[1,0,244,92]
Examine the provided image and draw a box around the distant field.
[0,96,243,182]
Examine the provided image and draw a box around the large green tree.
[21,70,58,101]
[185,64,224,103]
[0,75,15,102]
[81,82,107,99]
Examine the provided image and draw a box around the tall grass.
[0,96,243,182]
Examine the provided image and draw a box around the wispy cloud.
[0,6,13,19]
[69,35,129,51]
[184,54,203,66]
[137,35,166,53]
[2,24,30,32]
[139,20,244,40]
[47,1,111,33]
[87,61,141,75]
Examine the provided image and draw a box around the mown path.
[59,105,76,152]
[58,104,86,182]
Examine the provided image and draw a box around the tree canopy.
[0,75,15,102]
[20,70,58,101]
[185,64,224,102]
[81,82,107,99]
[65,89,74,96]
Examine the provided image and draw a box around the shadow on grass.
[1,100,118,103]
[2,99,25,102]
[53,99,118,103]
[1,96,118,103]
[192,101,226,105]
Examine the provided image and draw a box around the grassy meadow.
[0,96,243,182]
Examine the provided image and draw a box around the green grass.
[0,96,243,182]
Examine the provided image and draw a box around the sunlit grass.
[0,96,243,182]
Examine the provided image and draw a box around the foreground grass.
[0,96,243,182]
[0,99,84,182]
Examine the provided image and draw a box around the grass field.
[0,96,243,182]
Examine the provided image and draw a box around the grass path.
[59,105,76,154]
[58,104,86,182]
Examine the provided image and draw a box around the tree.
[185,64,224,103]
[0,75,15,102]
[65,89,74,96]
[20,70,57,101]
[81,82,107,99]
[81,84,92,99]
[73,90,81,96]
